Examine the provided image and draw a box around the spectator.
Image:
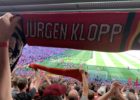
[88,90,94,100]
[13,78,34,100]
[11,76,19,99]
[40,83,66,100]
[126,92,137,100]
[98,81,125,100]
[0,12,20,100]
[12,69,40,100]
[68,89,80,100]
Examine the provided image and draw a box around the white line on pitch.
[123,53,140,64]
[93,51,96,65]
[101,52,115,67]
[112,53,136,69]
[86,51,96,65]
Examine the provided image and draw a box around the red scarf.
[29,64,82,82]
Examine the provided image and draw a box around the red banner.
[20,12,140,52]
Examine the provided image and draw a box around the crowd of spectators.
[11,67,140,100]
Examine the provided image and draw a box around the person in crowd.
[98,81,126,100]
[0,12,20,100]
[11,76,20,99]
[64,66,88,100]
[13,77,35,100]
[38,83,66,100]
[88,90,94,100]
[13,70,40,100]
[0,14,40,99]
[126,92,137,100]
[67,89,80,100]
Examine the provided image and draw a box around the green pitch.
[40,50,140,81]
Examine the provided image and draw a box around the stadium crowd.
[0,13,140,100]
[10,66,140,100]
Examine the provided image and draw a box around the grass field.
[39,50,140,81]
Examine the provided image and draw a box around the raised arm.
[0,13,20,100]
[98,81,122,100]
[44,72,51,85]
[79,66,89,97]
[98,81,125,100]
[116,87,126,100]
[30,69,41,91]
